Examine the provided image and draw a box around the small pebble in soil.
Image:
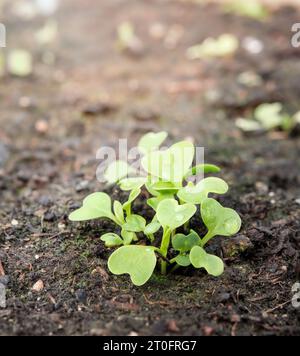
[39,195,53,207]
[216,292,231,303]
[11,219,19,227]
[32,280,44,292]
[222,235,253,258]
[0,276,9,286]
[44,211,56,222]
[35,119,49,134]
[75,289,87,304]
[76,180,89,192]
[202,326,214,336]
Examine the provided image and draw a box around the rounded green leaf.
[108,245,157,286]
[157,199,196,230]
[69,192,114,221]
[144,221,161,235]
[254,103,283,130]
[201,198,242,238]
[121,229,136,245]
[119,177,147,191]
[104,161,134,184]
[178,177,228,204]
[123,214,146,232]
[189,246,224,277]
[147,193,174,211]
[101,233,123,247]
[175,254,191,267]
[141,141,194,183]
[172,230,201,252]
[150,181,182,194]
[138,131,168,155]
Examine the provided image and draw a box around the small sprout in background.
[223,0,269,21]
[69,132,242,286]
[35,20,58,45]
[186,34,239,60]
[7,49,33,77]
[237,71,263,88]
[236,102,300,135]
[103,160,135,185]
[117,21,144,56]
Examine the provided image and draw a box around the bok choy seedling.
[69,132,242,286]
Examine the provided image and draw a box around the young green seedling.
[69,132,242,286]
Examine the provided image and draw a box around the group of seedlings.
[69,132,241,286]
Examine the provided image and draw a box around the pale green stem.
[159,227,172,275]
[201,231,214,247]
[124,204,131,217]
[170,264,180,273]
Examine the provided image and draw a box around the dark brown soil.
[0,0,300,336]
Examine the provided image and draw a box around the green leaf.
[236,118,263,132]
[69,192,114,221]
[150,181,181,194]
[147,193,174,211]
[101,233,123,247]
[8,50,32,77]
[123,188,141,211]
[138,131,168,155]
[108,245,157,286]
[104,161,134,184]
[187,34,238,60]
[157,199,196,230]
[224,0,268,20]
[172,230,201,252]
[144,221,161,235]
[201,198,241,239]
[121,229,136,245]
[141,141,194,183]
[113,201,125,224]
[123,214,146,232]
[175,254,191,267]
[119,177,147,191]
[189,246,224,276]
[254,103,283,130]
[178,177,228,204]
[185,164,221,178]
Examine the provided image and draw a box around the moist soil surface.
[0,0,300,336]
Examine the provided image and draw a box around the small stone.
[0,276,9,286]
[11,219,19,227]
[295,198,300,205]
[216,292,231,303]
[222,235,253,258]
[35,119,49,134]
[32,280,44,292]
[128,331,139,336]
[19,96,34,108]
[75,180,89,192]
[166,319,180,333]
[255,181,268,194]
[75,289,87,304]
[39,195,52,207]
[230,314,241,323]
[149,22,166,39]
[202,326,214,336]
[44,211,56,222]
